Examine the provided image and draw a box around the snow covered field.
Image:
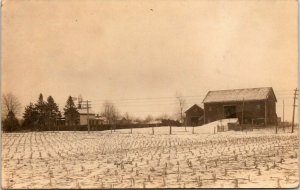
[2,125,299,188]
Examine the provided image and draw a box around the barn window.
[256,105,261,110]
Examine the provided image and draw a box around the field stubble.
[2,126,299,188]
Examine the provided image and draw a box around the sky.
[1,0,298,121]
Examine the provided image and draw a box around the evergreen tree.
[63,96,79,126]
[23,103,39,130]
[36,93,47,128]
[46,96,60,130]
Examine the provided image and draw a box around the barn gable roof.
[202,87,277,103]
[184,104,203,113]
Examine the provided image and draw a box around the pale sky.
[2,0,298,120]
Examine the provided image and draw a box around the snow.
[203,87,274,103]
[2,126,299,188]
[193,118,239,133]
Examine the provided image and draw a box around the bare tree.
[144,114,154,135]
[101,101,119,133]
[176,92,186,131]
[124,112,133,134]
[2,92,21,119]
[158,113,172,135]
[124,112,131,121]
[158,113,170,120]
[144,114,154,124]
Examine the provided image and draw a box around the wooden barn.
[184,104,204,126]
[202,87,278,125]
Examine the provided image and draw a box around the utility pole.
[169,120,172,135]
[82,100,92,133]
[291,88,298,133]
[241,98,245,130]
[87,100,90,133]
[283,100,285,132]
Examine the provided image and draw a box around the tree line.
[2,93,80,132]
[2,92,187,132]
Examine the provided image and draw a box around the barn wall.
[185,107,204,126]
[204,100,277,125]
[267,100,277,124]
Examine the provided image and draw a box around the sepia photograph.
[1,0,299,188]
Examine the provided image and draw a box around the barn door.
[224,105,237,118]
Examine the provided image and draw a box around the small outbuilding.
[78,109,95,126]
[184,104,204,126]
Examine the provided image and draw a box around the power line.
[90,94,295,103]
[88,96,295,105]
[90,99,202,106]
[90,95,208,102]
[54,90,296,105]
[53,89,298,118]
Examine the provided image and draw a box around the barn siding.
[204,100,277,125]
[185,105,204,126]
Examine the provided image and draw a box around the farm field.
[2,125,299,188]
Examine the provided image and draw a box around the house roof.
[202,87,277,103]
[78,109,95,115]
[184,104,203,113]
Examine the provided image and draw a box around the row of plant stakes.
[2,128,299,188]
